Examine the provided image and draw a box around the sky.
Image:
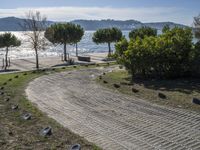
[0,0,199,25]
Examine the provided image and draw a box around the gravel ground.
[26,67,200,150]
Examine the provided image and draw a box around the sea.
[0,30,198,60]
[0,31,130,59]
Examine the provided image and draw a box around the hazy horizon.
[0,16,188,25]
[0,0,199,26]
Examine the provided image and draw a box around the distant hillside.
[0,17,188,31]
[0,17,25,31]
[71,19,188,30]
[71,19,143,30]
[144,22,187,30]
[0,17,53,31]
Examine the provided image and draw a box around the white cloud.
[0,6,194,25]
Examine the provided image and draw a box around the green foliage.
[191,41,200,76]
[194,14,200,40]
[162,25,170,33]
[0,33,21,70]
[45,23,84,45]
[0,32,21,48]
[129,26,157,40]
[116,27,198,79]
[93,27,122,44]
[45,23,84,61]
[115,37,128,56]
[93,27,122,55]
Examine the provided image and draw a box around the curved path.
[26,67,200,150]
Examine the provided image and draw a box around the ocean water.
[0,31,198,60]
[0,31,129,59]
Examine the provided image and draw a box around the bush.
[129,26,157,40]
[191,41,200,77]
[115,27,199,79]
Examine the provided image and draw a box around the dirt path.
[26,67,200,150]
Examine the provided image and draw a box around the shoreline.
[0,52,109,73]
[1,51,109,60]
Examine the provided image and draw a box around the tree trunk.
[64,43,67,61]
[76,43,78,57]
[108,42,111,56]
[5,47,9,70]
[35,48,39,69]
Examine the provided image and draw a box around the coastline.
[0,52,108,72]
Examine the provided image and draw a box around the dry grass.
[0,66,104,150]
[97,69,200,113]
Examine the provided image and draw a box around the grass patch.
[0,64,105,149]
[97,70,200,113]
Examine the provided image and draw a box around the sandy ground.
[0,53,108,72]
[26,67,200,150]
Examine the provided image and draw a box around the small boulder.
[107,62,110,66]
[11,105,18,110]
[103,80,108,84]
[158,92,167,99]
[0,87,4,90]
[8,131,13,136]
[73,66,77,68]
[113,84,120,88]
[8,78,12,81]
[3,82,7,85]
[132,88,139,93]
[23,73,27,76]
[103,72,106,75]
[70,144,81,150]
[40,127,52,136]
[119,66,123,69]
[99,76,102,80]
[62,67,66,69]
[4,98,10,102]
[192,98,200,105]
[22,113,32,120]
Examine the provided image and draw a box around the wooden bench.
[77,56,91,62]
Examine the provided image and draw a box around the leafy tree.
[193,14,200,76]
[192,41,200,76]
[116,27,195,79]
[194,14,200,40]
[115,36,128,57]
[162,25,170,33]
[129,26,157,40]
[115,36,129,64]
[73,25,84,56]
[93,27,122,56]
[20,11,48,69]
[0,33,21,70]
[45,23,84,61]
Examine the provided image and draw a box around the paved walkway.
[0,53,108,72]
[26,67,200,150]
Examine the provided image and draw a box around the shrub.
[129,26,157,40]
[115,27,198,79]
